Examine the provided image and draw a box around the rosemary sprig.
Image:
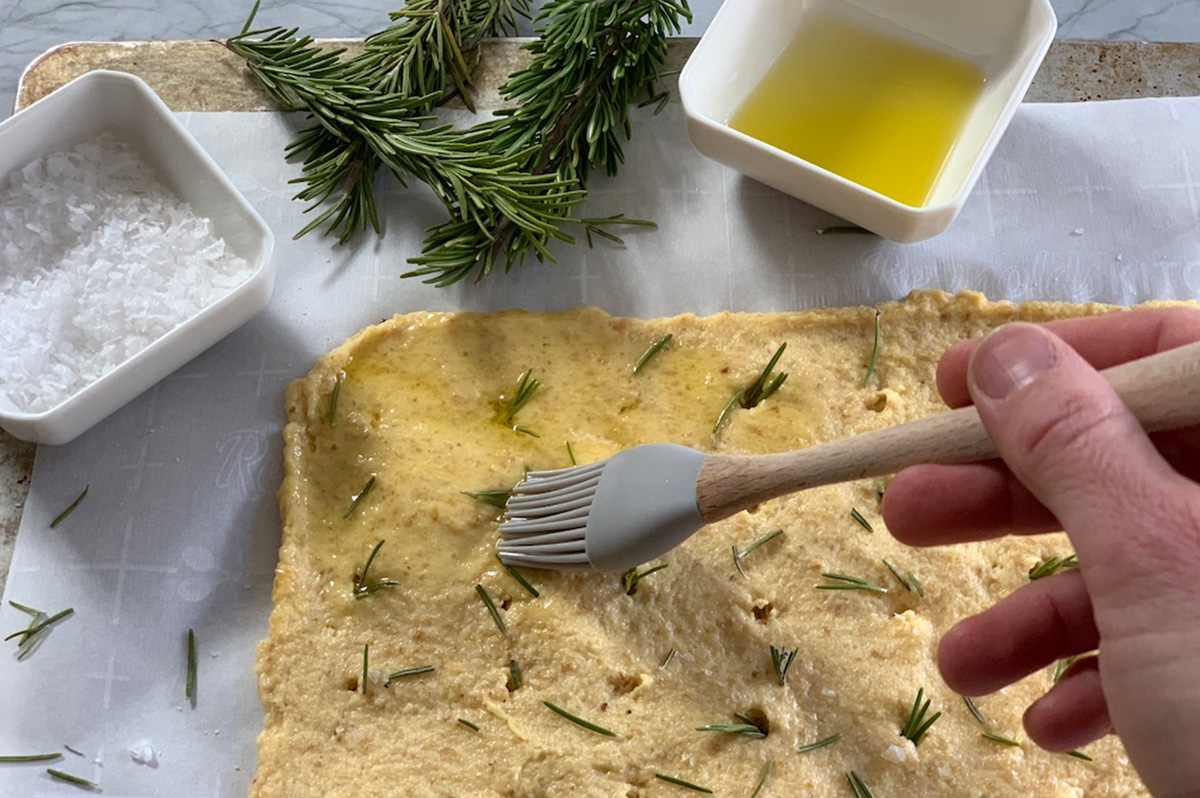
[654,774,712,793]
[621,563,668,595]
[741,344,788,409]
[497,370,541,432]
[714,344,788,435]
[882,560,925,597]
[543,701,617,737]
[633,334,673,375]
[0,753,62,763]
[386,665,435,686]
[353,540,400,599]
[457,718,481,731]
[796,733,841,754]
[361,643,370,695]
[186,628,197,701]
[817,573,888,594]
[770,645,797,686]
[46,769,98,789]
[861,310,882,387]
[749,760,773,798]
[963,695,986,725]
[343,475,377,519]
[508,659,523,690]
[900,687,941,745]
[846,770,875,798]
[1067,750,1094,761]
[850,507,874,533]
[1029,554,1079,580]
[466,489,511,509]
[733,528,783,576]
[660,648,676,668]
[50,486,88,529]
[406,0,692,285]
[982,731,1021,747]
[475,584,506,635]
[497,555,539,597]
[327,374,342,424]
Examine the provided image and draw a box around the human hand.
[882,308,1200,798]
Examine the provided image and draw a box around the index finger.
[937,306,1200,408]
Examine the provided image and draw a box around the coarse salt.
[0,133,254,413]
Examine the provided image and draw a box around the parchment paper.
[2,97,1199,798]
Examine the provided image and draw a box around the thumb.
[966,323,1199,623]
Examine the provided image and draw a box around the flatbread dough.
[253,291,1146,797]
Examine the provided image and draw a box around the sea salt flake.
[128,739,159,767]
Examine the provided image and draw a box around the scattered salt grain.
[0,133,254,413]
[1071,228,1085,236]
[881,744,908,763]
[128,739,159,767]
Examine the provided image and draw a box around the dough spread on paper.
[253,291,1147,797]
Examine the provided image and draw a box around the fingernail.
[970,324,1057,400]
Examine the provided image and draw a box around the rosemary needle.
[846,770,875,798]
[963,695,986,725]
[654,774,712,793]
[861,310,882,388]
[633,334,673,375]
[566,441,577,465]
[0,753,62,763]
[1067,750,1094,761]
[796,733,842,754]
[385,665,435,686]
[543,701,617,737]
[343,475,377,519]
[46,768,98,789]
[457,718,480,732]
[50,486,88,529]
[497,555,539,598]
[816,573,888,593]
[850,507,874,533]
[361,643,370,695]
[749,760,773,798]
[621,563,668,596]
[508,659,522,690]
[712,391,741,437]
[497,370,540,429]
[327,374,342,425]
[982,731,1022,747]
[660,648,676,668]
[466,490,511,509]
[186,628,197,701]
[475,584,506,636]
[901,687,942,745]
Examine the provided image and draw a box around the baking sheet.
[2,97,1199,797]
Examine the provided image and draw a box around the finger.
[883,461,1058,545]
[938,570,1098,696]
[964,323,1200,615]
[937,307,1200,408]
[1023,657,1113,752]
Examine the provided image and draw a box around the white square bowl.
[679,0,1057,242]
[0,71,275,445]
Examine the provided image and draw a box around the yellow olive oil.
[728,12,985,207]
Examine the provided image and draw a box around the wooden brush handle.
[696,339,1200,523]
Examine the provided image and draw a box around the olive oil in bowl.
[728,12,985,208]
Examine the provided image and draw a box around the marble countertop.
[3,0,1200,117]
[0,1,1198,592]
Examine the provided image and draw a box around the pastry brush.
[498,339,1200,572]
